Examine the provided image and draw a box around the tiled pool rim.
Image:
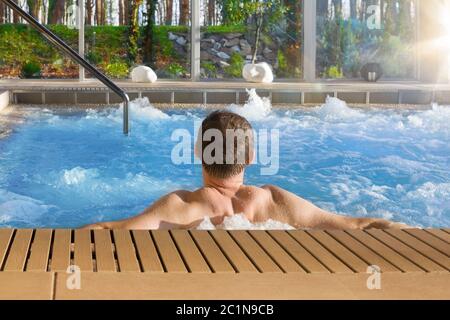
[1,80,450,106]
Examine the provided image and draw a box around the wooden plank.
[405,229,450,256]
[286,231,353,274]
[131,230,164,273]
[112,230,140,272]
[270,231,329,274]
[209,230,257,273]
[189,230,235,273]
[249,231,305,273]
[0,229,13,269]
[229,231,282,273]
[443,229,450,234]
[327,230,400,273]
[307,230,368,273]
[367,229,445,272]
[26,229,52,271]
[171,230,210,273]
[426,229,450,244]
[151,230,187,273]
[346,230,424,273]
[385,229,450,270]
[0,272,54,300]
[73,229,93,271]
[3,229,33,271]
[50,229,71,272]
[93,229,116,272]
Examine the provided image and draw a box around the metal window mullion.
[190,0,201,81]
[78,0,85,81]
[303,0,317,82]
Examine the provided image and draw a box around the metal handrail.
[1,0,129,134]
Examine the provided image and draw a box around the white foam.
[227,89,272,121]
[62,167,99,185]
[316,96,364,121]
[0,189,52,221]
[196,214,295,230]
[406,104,450,134]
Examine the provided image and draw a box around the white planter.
[242,62,274,83]
[130,66,158,83]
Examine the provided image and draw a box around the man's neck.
[202,170,245,197]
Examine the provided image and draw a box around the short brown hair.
[199,111,254,179]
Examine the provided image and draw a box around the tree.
[317,0,329,18]
[0,2,5,24]
[128,0,143,62]
[86,0,94,25]
[143,0,157,65]
[179,0,189,25]
[119,0,125,25]
[48,0,65,24]
[95,0,105,25]
[207,0,215,25]
[350,0,358,20]
[12,0,20,23]
[165,0,173,25]
[27,0,42,20]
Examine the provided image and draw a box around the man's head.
[196,111,254,179]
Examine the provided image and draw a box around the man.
[84,111,407,230]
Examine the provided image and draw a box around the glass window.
[84,0,191,80]
[316,0,418,79]
[199,0,303,80]
[0,0,79,79]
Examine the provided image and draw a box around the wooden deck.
[0,229,449,300]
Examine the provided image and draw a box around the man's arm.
[263,185,409,230]
[82,190,207,230]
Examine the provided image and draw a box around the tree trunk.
[207,0,215,25]
[49,0,65,24]
[165,0,173,26]
[86,0,94,25]
[119,0,124,25]
[27,0,42,20]
[350,0,358,20]
[128,0,143,62]
[332,0,343,19]
[0,2,4,24]
[143,0,156,65]
[95,0,102,25]
[179,0,189,25]
[12,0,20,23]
[317,0,329,17]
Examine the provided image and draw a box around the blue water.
[0,92,449,228]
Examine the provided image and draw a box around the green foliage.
[277,50,288,74]
[201,61,218,78]
[326,66,343,79]
[104,61,129,79]
[21,61,42,78]
[224,53,245,78]
[202,25,246,34]
[165,62,187,78]
[222,0,285,26]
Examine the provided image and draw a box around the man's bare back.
[84,173,404,230]
[83,111,407,231]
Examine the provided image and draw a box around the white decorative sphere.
[130,66,157,83]
[242,62,274,83]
